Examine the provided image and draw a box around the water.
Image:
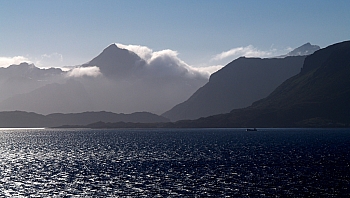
[0,128,349,197]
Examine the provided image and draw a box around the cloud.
[116,43,214,79]
[0,56,32,67]
[0,53,65,68]
[67,66,102,78]
[211,45,273,61]
[116,43,153,60]
[191,65,224,76]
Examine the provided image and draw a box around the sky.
[1,0,350,70]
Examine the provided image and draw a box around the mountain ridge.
[173,40,350,128]
[0,44,207,114]
[0,111,169,128]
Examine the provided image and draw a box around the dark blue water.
[0,128,349,197]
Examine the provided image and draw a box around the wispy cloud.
[67,66,101,78]
[0,56,32,67]
[211,45,273,61]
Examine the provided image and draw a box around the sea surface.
[0,128,349,197]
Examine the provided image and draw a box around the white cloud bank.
[116,43,153,60]
[116,43,222,78]
[211,45,275,61]
[0,56,32,67]
[116,43,284,78]
[67,66,101,78]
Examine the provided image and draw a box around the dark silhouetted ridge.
[175,40,350,128]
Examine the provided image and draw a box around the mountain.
[276,43,320,58]
[0,44,207,114]
[174,40,350,128]
[285,43,320,56]
[0,80,94,114]
[0,62,64,101]
[0,111,48,128]
[0,111,169,128]
[81,43,146,78]
[46,111,169,127]
[162,56,306,121]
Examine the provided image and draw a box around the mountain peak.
[276,43,321,58]
[82,43,146,78]
[101,43,127,54]
[286,42,320,56]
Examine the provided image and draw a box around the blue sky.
[1,0,349,69]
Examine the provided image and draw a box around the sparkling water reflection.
[0,128,349,197]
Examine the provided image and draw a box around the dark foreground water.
[0,128,349,197]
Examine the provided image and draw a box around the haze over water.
[0,128,349,197]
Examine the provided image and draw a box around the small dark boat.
[246,128,257,131]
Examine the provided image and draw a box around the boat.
[246,128,257,131]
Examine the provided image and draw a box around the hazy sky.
[1,0,349,68]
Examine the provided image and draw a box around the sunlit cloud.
[67,66,102,78]
[192,65,224,77]
[0,53,65,68]
[116,43,153,60]
[116,43,219,79]
[211,45,273,61]
[0,56,32,67]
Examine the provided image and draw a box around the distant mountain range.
[163,43,319,121]
[0,44,207,114]
[2,41,338,128]
[0,62,64,101]
[0,111,169,128]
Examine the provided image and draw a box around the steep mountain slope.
[177,40,350,127]
[163,56,306,121]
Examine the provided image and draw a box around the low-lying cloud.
[191,65,224,76]
[0,56,32,67]
[211,45,274,61]
[116,44,280,79]
[0,53,64,68]
[67,66,102,78]
[116,43,217,79]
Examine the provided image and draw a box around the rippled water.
[0,128,349,197]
